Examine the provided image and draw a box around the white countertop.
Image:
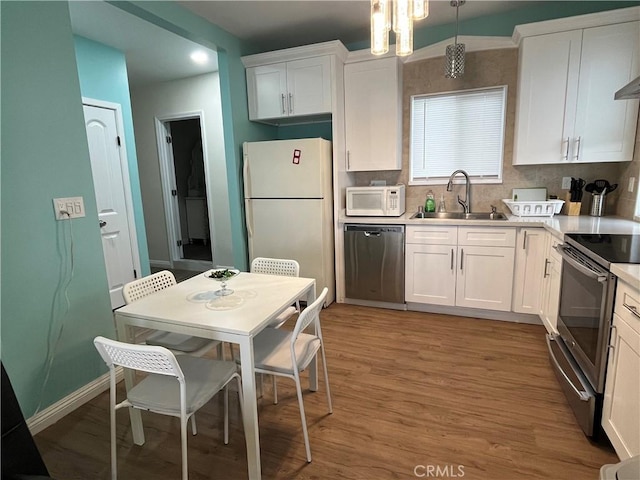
[340,211,640,239]
[611,264,640,288]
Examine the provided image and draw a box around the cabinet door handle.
[543,259,550,278]
[460,249,464,271]
[281,94,286,115]
[451,248,454,271]
[562,137,570,161]
[346,150,351,170]
[607,325,618,351]
[623,303,640,319]
[288,93,293,114]
[573,136,581,161]
[522,230,528,250]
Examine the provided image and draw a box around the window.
[410,86,507,185]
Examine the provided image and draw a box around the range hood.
[615,76,640,100]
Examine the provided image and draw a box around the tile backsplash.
[352,48,638,219]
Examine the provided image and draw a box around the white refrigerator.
[243,138,335,305]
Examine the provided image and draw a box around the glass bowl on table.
[205,268,239,296]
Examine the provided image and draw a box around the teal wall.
[277,122,333,141]
[74,35,150,277]
[1,1,116,416]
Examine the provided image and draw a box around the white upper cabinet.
[286,57,333,116]
[247,56,332,121]
[344,56,402,171]
[246,63,288,120]
[242,41,348,125]
[514,20,640,165]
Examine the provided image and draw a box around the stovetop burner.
[565,233,640,267]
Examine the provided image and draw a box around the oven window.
[558,260,604,364]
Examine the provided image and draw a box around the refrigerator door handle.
[243,148,251,199]
[244,199,253,238]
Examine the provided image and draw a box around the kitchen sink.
[410,211,508,220]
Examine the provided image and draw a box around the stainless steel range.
[548,233,640,437]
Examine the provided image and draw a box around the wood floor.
[35,304,618,479]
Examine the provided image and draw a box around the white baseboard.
[27,367,123,436]
[406,302,542,325]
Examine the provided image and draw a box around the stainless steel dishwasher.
[344,224,405,303]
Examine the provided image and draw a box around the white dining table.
[113,270,317,480]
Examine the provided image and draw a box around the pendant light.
[445,0,465,78]
[371,0,429,57]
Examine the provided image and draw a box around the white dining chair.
[250,257,301,328]
[123,270,222,358]
[251,287,332,463]
[93,336,243,480]
[249,257,302,399]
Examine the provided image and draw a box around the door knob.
[99,220,107,228]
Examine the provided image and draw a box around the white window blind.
[410,86,507,184]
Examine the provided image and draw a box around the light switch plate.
[53,197,85,220]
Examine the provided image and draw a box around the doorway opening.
[157,115,213,270]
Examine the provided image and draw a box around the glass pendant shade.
[371,0,426,56]
[371,0,389,55]
[393,0,412,32]
[395,23,413,56]
[445,42,465,78]
[413,0,428,20]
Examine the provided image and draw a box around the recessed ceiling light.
[190,51,209,65]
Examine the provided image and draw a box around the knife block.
[565,193,581,216]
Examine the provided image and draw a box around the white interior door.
[83,104,137,309]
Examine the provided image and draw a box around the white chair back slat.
[123,270,176,304]
[94,336,183,380]
[251,257,299,277]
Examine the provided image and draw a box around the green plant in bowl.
[208,269,237,280]
[207,268,239,296]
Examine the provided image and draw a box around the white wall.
[131,72,234,266]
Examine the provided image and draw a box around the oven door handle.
[553,245,608,283]
[545,335,591,402]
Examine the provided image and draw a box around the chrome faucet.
[446,169,471,213]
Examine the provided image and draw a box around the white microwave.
[346,185,406,217]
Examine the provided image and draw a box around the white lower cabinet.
[405,226,515,312]
[602,279,640,459]
[512,228,547,314]
[456,245,515,311]
[405,244,456,305]
[539,235,563,334]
